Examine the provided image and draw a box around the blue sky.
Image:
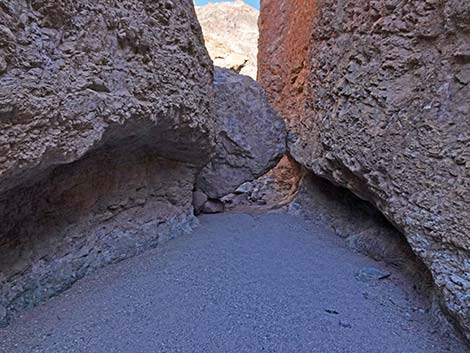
[194,0,259,10]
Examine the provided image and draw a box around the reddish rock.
[259,0,470,341]
[258,0,317,125]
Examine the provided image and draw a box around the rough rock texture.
[222,155,302,211]
[196,0,259,79]
[258,0,316,123]
[291,173,434,294]
[197,67,286,199]
[200,199,225,214]
[259,0,470,341]
[0,0,214,323]
[192,191,209,214]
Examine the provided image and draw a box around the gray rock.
[0,305,7,328]
[235,182,254,195]
[356,267,391,282]
[201,200,225,214]
[192,191,209,215]
[339,321,352,329]
[197,67,286,199]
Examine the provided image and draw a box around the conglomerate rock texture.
[197,67,286,199]
[0,0,214,323]
[196,0,259,79]
[258,0,316,123]
[259,0,470,341]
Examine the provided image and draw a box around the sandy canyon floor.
[0,211,467,353]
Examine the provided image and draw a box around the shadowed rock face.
[196,0,259,79]
[197,67,286,199]
[0,0,214,322]
[259,0,470,341]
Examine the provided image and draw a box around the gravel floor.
[0,212,467,353]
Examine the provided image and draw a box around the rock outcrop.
[259,0,470,341]
[0,0,214,323]
[196,0,259,79]
[197,67,286,200]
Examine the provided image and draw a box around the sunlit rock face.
[259,0,470,341]
[196,0,259,79]
[0,0,214,322]
[258,0,317,125]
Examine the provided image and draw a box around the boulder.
[197,67,286,199]
[192,191,209,215]
[0,0,214,317]
[201,199,225,214]
[259,0,470,340]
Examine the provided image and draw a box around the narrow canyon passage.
[1,211,466,353]
[1,0,469,351]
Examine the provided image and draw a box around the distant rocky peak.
[196,0,259,79]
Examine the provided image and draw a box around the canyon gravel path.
[0,212,467,353]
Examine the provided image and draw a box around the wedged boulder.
[259,0,470,341]
[196,67,286,199]
[0,0,214,322]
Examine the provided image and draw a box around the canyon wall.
[0,0,214,323]
[258,0,317,124]
[259,0,470,341]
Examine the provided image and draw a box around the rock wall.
[259,0,470,341]
[0,0,214,323]
[258,0,317,123]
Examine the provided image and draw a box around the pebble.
[356,267,391,282]
[0,304,8,327]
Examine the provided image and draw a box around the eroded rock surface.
[222,155,302,211]
[197,67,286,199]
[196,0,259,79]
[258,0,316,125]
[291,173,433,295]
[259,0,470,341]
[0,0,214,323]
